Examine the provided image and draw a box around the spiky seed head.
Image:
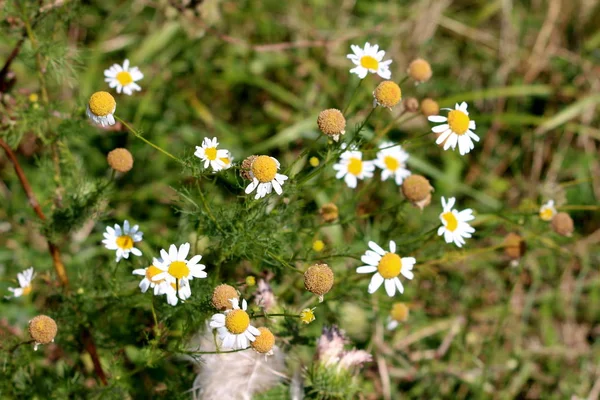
[402,175,433,204]
[107,148,134,172]
[408,59,432,83]
[373,81,402,108]
[251,327,275,354]
[28,315,57,345]
[304,263,334,298]
[211,284,239,311]
[317,109,346,138]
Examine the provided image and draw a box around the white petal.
[356,266,378,274]
[368,273,384,294]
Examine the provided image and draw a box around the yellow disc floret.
[377,253,402,279]
[168,261,189,280]
[373,81,402,108]
[204,147,218,160]
[145,265,163,282]
[540,207,555,221]
[384,156,399,171]
[299,308,316,324]
[251,327,275,354]
[107,148,134,173]
[390,303,409,322]
[408,58,432,83]
[360,55,379,70]
[211,284,239,310]
[317,109,346,137]
[22,285,32,296]
[347,157,363,176]
[225,309,250,334]
[28,315,58,345]
[304,263,334,296]
[116,235,134,249]
[447,110,470,135]
[251,156,277,183]
[441,212,458,232]
[116,71,133,86]
[88,91,116,117]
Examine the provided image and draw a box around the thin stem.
[197,182,224,233]
[266,251,303,274]
[342,78,364,116]
[184,347,250,355]
[251,313,300,319]
[115,116,185,165]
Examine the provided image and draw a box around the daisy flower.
[243,155,288,199]
[438,197,475,247]
[300,307,316,324]
[158,280,192,306]
[152,243,207,287]
[132,262,165,295]
[428,102,479,155]
[221,150,234,170]
[6,267,35,299]
[539,200,557,221]
[373,142,411,185]
[347,42,392,79]
[333,146,375,189]
[386,302,409,330]
[102,220,143,262]
[86,91,116,127]
[194,137,231,172]
[210,298,261,350]
[104,59,143,95]
[357,241,415,297]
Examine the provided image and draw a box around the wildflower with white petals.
[438,197,475,247]
[132,262,164,295]
[6,267,35,299]
[158,280,192,306]
[539,200,557,221]
[386,303,409,330]
[357,241,415,297]
[194,137,231,172]
[86,91,116,127]
[152,243,207,287]
[347,42,392,79]
[244,155,288,199]
[104,59,143,95]
[102,220,143,262]
[333,147,375,189]
[428,102,479,155]
[210,298,261,350]
[373,142,411,185]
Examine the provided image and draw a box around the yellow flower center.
[220,157,230,165]
[377,253,402,279]
[88,91,116,117]
[360,55,379,70]
[145,265,163,281]
[204,147,218,160]
[116,235,134,250]
[383,155,400,171]
[442,212,458,232]
[347,157,363,176]
[390,302,409,322]
[225,309,250,334]
[300,308,315,324]
[374,81,402,108]
[116,71,133,86]
[251,155,277,183]
[168,261,190,280]
[22,285,32,296]
[540,207,554,221]
[447,110,470,135]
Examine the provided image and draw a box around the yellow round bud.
[373,81,402,108]
[312,240,325,252]
[304,263,334,299]
[211,284,239,311]
[88,91,116,117]
[551,212,574,237]
[299,308,316,324]
[28,315,58,345]
[319,202,339,223]
[107,148,134,173]
[317,109,346,141]
[408,59,432,83]
[309,157,320,167]
[420,98,440,117]
[251,327,275,354]
[245,276,256,287]
[503,233,526,259]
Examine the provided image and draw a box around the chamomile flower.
[132,262,164,295]
[428,102,479,155]
[210,298,261,350]
[102,220,143,262]
[194,137,230,172]
[300,308,316,324]
[357,241,415,297]
[539,200,557,221]
[333,146,375,189]
[347,42,392,79]
[438,197,475,248]
[243,155,288,199]
[373,142,411,185]
[86,91,116,127]
[104,59,143,95]
[152,243,207,287]
[221,150,234,169]
[386,302,409,330]
[6,267,35,299]
[158,280,192,306]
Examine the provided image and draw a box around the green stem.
[342,78,364,116]
[251,313,300,319]
[266,250,303,274]
[115,116,185,165]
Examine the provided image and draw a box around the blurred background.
[1,0,599,398]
